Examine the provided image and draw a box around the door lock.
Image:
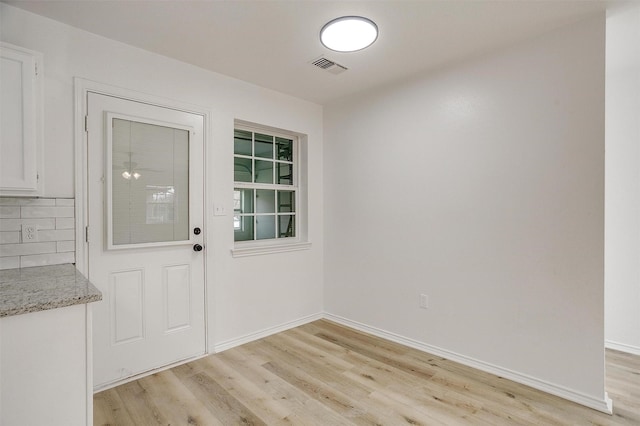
[193,227,201,235]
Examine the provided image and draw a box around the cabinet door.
[0,43,42,195]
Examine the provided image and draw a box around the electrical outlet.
[420,294,429,309]
[22,224,38,242]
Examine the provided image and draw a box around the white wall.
[0,3,324,349]
[605,3,640,356]
[324,15,607,408]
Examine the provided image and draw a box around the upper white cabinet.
[0,42,43,196]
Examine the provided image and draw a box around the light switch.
[214,204,226,216]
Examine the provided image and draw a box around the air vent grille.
[312,57,335,69]
[310,56,348,75]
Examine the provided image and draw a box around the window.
[109,116,189,248]
[233,127,297,244]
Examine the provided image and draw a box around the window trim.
[231,120,310,257]
[231,240,312,258]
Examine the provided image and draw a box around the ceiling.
[4,0,611,104]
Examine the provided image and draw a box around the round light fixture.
[320,16,378,52]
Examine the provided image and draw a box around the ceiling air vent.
[311,57,348,75]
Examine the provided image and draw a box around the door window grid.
[234,128,297,242]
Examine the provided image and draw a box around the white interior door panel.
[87,92,206,389]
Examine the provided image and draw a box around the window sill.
[231,241,312,258]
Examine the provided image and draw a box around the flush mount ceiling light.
[320,16,378,52]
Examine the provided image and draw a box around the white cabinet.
[0,43,43,196]
[0,304,93,426]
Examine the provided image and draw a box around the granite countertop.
[0,264,102,318]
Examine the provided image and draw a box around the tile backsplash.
[0,198,76,270]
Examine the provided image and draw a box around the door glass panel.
[111,118,189,246]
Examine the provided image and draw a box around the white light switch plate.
[214,204,226,216]
[420,294,429,309]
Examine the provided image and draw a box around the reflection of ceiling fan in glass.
[120,159,161,180]
[121,161,141,180]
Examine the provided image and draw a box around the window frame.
[231,122,310,257]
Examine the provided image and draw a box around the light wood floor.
[94,320,640,425]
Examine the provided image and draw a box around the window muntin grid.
[233,128,296,242]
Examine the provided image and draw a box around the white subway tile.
[0,256,20,270]
[20,252,75,268]
[0,242,56,257]
[39,229,75,242]
[56,198,75,206]
[0,232,20,244]
[0,198,77,268]
[0,206,20,218]
[57,241,75,253]
[23,218,57,230]
[0,218,56,232]
[0,198,56,206]
[0,198,21,206]
[56,218,75,229]
[0,219,23,232]
[20,206,74,218]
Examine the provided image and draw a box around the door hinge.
[85,115,89,132]
[85,226,89,243]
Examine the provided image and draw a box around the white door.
[87,92,206,389]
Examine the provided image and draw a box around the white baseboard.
[323,313,613,415]
[606,339,640,356]
[213,312,323,353]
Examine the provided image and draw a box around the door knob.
[193,244,203,252]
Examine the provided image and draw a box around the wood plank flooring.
[94,320,640,425]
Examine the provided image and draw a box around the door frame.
[73,77,212,389]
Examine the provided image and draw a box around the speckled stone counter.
[0,264,102,317]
